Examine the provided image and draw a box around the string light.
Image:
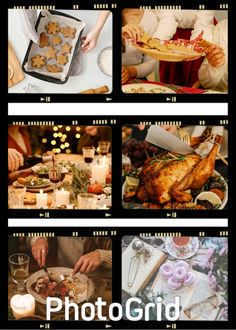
[53,133,58,138]
[42,138,47,143]
[66,126,71,131]
[53,126,58,131]
[65,142,70,147]
[66,149,71,154]
[60,144,65,149]
[62,134,67,139]
[76,127,81,131]
[58,132,62,137]
[76,134,80,139]
[51,140,56,145]
[58,125,63,128]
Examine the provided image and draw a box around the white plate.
[122,83,176,94]
[165,237,199,259]
[26,267,94,305]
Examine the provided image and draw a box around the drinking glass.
[77,193,97,209]
[98,141,110,156]
[9,253,29,292]
[48,165,62,189]
[82,147,95,165]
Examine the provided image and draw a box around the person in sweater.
[121,9,157,84]
[198,19,228,92]
[28,237,112,275]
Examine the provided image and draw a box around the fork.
[177,125,191,145]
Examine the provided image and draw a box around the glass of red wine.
[82,147,95,170]
[48,164,62,190]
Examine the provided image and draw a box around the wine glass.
[9,253,29,293]
[48,164,62,190]
[98,141,110,156]
[82,147,95,170]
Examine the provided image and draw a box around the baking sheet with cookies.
[23,10,85,83]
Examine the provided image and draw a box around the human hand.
[160,125,177,133]
[122,24,144,42]
[72,250,102,275]
[85,126,98,136]
[8,148,24,172]
[122,67,130,85]
[204,44,226,68]
[31,238,48,268]
[82,29,100,53]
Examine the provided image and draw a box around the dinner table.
[8,153,112,210]
[8,262,112,320]
[123,79,225,94]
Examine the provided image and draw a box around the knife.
[145,125,194,155]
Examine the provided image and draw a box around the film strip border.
[11,3,229,10]
[9,227,228,238]
[7,3,229,104]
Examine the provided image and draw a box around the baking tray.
[22,10,84,84]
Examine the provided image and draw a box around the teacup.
[172,236,191,252]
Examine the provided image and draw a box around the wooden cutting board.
[8,42,25,88]
[122,237,166,296]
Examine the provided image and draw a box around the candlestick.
[91,164,106,184]
[36,189,47,209]
[10,294,35,319]
[55,188,70,206]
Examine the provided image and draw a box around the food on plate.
[24,177,50,187]
[45,21,60,35]
[44,46,58,60]
[51,35,62,46]
[88,182,104,195]
[60,26,77,39]
[39,32,50,48]
[123,135,226,209]
[17,177,27,185]
[24,192,36,205]
[135,31,206,55]
[46,64,63,73]
[31,54,46,68]
[61,43,72,54]
[56,54,68,65]
[123,86,169,94]
[32,274,87,303]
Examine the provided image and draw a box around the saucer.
[165,237,199,259]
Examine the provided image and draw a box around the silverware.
[43,266,66,284]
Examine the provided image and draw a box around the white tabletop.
[8,9,112,94]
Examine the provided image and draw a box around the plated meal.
[123,134,227,210]
[27,267,94,305]
[122,83,175,94]
[23,10,85,83]
[132,31,209,62]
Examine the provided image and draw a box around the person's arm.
[198,22,228,91]
[27,237,49,268]
[8,148,24,172]
[82,11,110,52]
[191,10,215,41]
[153,10,178,40]
[132,53,156,78]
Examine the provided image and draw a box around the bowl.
[97,46,112,76]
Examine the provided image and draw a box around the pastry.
[51,35,62,46]
[46,64,63,73]
[31,55,46,68]
[57,54,68,65]
[167,276,182,290]
[39,32,50,48]
[173,266,187,282]
[44,46,57,60]
[60,26,76,39]
[159,263,174,279]
[183,272,195,285]
[45,21,60,35]
[17,177,27,185]
[175,261,189,270]
[61,43,72,54]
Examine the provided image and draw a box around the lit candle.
[36,189,47,209]
[99,156,109,175]
[55,188,70,206]
[91,164,106,184]
[10,294,35,319]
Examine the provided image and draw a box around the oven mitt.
[18,9,83,76]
